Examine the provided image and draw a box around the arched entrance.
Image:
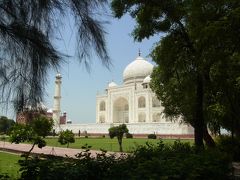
[113,97,129,123]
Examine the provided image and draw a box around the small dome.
[108,81,117,88]
[47,108,53,113]
[66,119,72,124]
[56,73,61,78]
[25,102,47,111]
[123,56,153,84]
[143,75,151,84]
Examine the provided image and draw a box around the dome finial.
[138,48,141,56]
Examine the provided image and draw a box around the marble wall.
[56,123,194,136]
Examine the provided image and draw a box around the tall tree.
[0,116,15,134]
[0,0,110,112]
[111,0,240,147]
[109,124,128,152]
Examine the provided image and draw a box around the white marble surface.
[56,123,194,135]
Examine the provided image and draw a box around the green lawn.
[45,137,193,152]
[0,151,21,179]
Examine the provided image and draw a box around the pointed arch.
[99,101,105,111]
[138,96,146,108]
[113,97,129,123]
[138,112,146,122]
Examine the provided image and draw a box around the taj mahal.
[54,53,194,137]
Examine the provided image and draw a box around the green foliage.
[0,116,15,134]
[30,116,53,137]
[125,133,133,138]
[58,129,75,148]
[108,124,129,152]
[109,124,129,139]
[9,115,53,158]
[9,123,35,144]
[18,141,231,180]
[216,135,240,161]
[111,0,240,147]
[0,174,10,180]
[148,134,157,139]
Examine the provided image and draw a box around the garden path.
[0,141,123,158]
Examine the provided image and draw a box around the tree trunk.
[234,125,240,138]
[67,142,69,148]
[26,143,36,160]
[195,74,204,149]
[189,122,215,148]
[203,126,215,147]
[118,137,123,152]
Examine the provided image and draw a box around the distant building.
[16,103,48,124]
[16,105,67,125]
[58,53,194,138]
[96,54,163,124]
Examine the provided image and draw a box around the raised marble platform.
[55,123,194,138]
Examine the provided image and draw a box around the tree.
[9,115,53,159]
[0,0,110,112]
[0,116,15,134]
[108,124,128,152]
[111,0,240,148]
[58,129,75,148]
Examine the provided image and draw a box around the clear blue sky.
[45,13,160,124]
[2,11,160,123]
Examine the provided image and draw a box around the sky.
[45,12,161,124]
[2,9,160,123]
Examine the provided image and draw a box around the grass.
[0,135,193,152]
[0,151,21,179]
[45,137,193,152]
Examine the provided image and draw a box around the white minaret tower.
[52,73,62,126]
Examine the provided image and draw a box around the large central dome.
[123,56,153,84]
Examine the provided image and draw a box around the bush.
[126,133,133,138]
[148,134,157,139]
[58,129,75,148]
[85,135,88,138]
[102,135,105,138]
[216,135,240,161]
[18,140,231,180]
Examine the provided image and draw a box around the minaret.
[52,73,62,126]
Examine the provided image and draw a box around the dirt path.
[0,141,122,158]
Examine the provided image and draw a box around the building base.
[55,122,194,139]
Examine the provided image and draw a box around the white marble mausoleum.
[58,54,194,137]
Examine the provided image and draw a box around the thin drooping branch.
[0,0,110,112]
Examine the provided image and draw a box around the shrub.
[18,141,231,180]
[85,135,88,138]
[148,134,156,139]
[58,130,75,148]
[216,135,240,161]
[102,135,105,138]
[126,133,133,138]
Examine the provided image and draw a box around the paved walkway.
[0,141,120,158]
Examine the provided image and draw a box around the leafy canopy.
[111,0,240,146]
[9,116,53,158]
[58,129,75,148]
[109,124,128,152]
